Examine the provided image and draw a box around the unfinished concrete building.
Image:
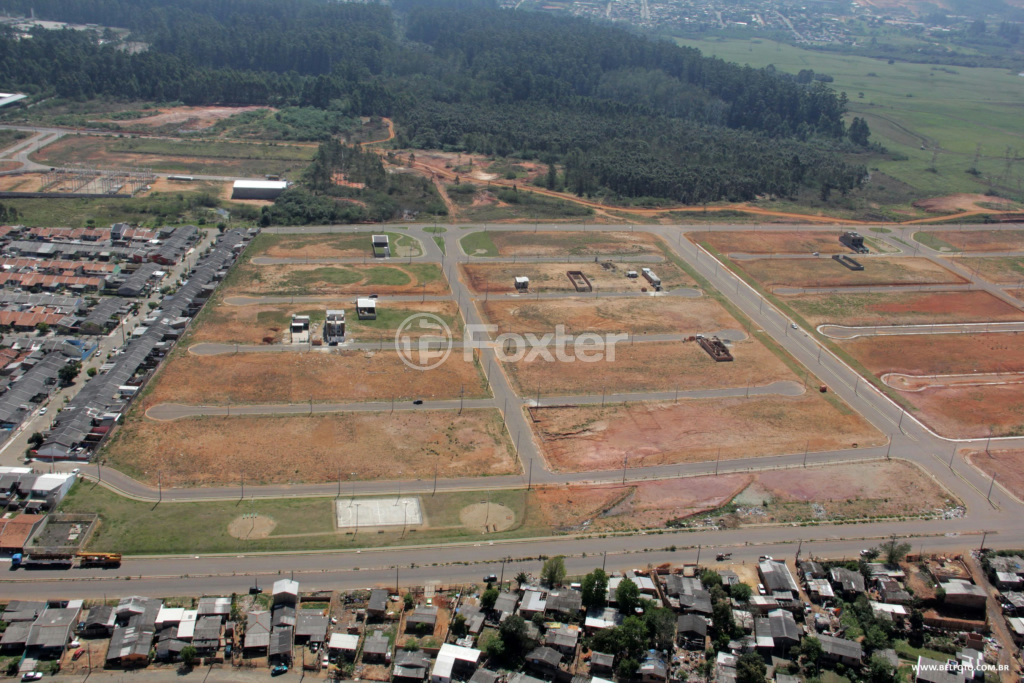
[324,310,346,345]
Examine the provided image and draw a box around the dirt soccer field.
[956,256,1024,284]
[736,257,967,289]
[695,230,851,255]
[965,449,1024,501]
[503,339,792,396]
[146,350,488,405]
[921,230,1024,252]
[104,409,516,486]
[460,262,693,294]
[192,300,462,345]
[253,232,422,259]
[474,230,665,257]
[530,393,882,472]
[534,460,955,531]
[226,262,448,297]
[480,296,737,336]
[785,290,1024,328]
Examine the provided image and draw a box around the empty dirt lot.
[965,449,1024,501]
[695,230,850,255]
[226,262,448,297]
[192,300,462,345]
[785,290,1024,328]
[487,231,665,257]
[104,409,516,486]
[922,230,1024,252]
[480,296,737,335]
[736,257,967,289]
[461,262,693,294]
[534,460,955,531]
[841,332,1024,377]
[503,339,793,396]
[146,350,489,405]
[956,256,1024,284]
[895,383,1024,439]
[530,393,883,472]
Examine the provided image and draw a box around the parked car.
[22,673,43,682]
[483,574,498,583]
[271,665,289,676]
[413,399,424,405]
[72,649,85,661]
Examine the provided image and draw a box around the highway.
[5,221,1024,598]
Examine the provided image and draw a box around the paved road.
[818,321,1024,339]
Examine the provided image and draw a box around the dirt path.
[364,118,395,146]
[430,173,458,219]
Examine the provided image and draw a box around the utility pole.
[949,445,957,469]
[715,448,721,475]
[886,436,892,461]
[987,472,997,502]
[528,458,533,491]
[622,456,628,485]
[241,472,244,501]
[433,457,439,496]
[695,545,701,570]
[980,531,988,552]
[803,441,809,468]
[158,471,162,504]
[602,551,607,572]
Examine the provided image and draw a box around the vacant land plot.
[917,230,1024,253]
[696,230,850,255]
[104,408,515,486]
[461,261,693,294]
[147,350,488,406]
[504,339,791,396]
[480,296,735,336]
[841,332,1024,437]
[33,135,314,177]
[531,393,882,472]
[253,232,421,259]
[966,449,1024,501]
[785,290,1024,328]
[91,106,272,131]
[736,257,967,289]
[193,300,462,344]
[462,231,665,257]
[534,460,955,531]
[841,332,1024,377]
[895,383,1024,438]
[957,256,1024,284]
[226,262,446,297]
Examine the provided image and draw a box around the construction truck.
[76,552,122,567]
[11,551,75,569]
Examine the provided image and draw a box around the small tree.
[700,570,722,589]
[617,658,639,681]
[869,653,896,683]
[580,568,608,610]
[404,593,415,610]
[730,583,753,602]
[514,571,529,589]
[58,362,81,387]
[615,578,641,615]
[498,615,531,656]
[884,540,912,566]
[35,322,50,337]
[735,653,766,683]
[180,645,197,667]
[800,636,822,675]
[404,638,420,651]
[450,614,468,637]
[481,587,499,611]
[541,555,566,587]
[27,432,44,448]
[87,367,98,377]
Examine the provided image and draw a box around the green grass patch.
[60,481,550,555]
[433,236,446,254]
[0,129,28,152]
[349,306,460,337]
[301,602,330,610]
[912,231,959,252]
[893,640,954,663]
[460,231,499,257]
[111,138,316,162]
[281,267,365,288]
[0,190,228,229]
[870,227,893,233]
[423,227,447,233]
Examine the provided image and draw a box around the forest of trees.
[0,0,871,205]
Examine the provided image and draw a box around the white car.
[39,407,47,415]
[22,673,43,682]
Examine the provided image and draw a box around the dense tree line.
[0,0,869,203]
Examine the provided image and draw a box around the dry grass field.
[531,393,883,472]
[146,350,489,405]
[736,257,967,289]
[966,449,1024,501]
[104,409,516,486]
[192,300,462,345]
[485,231,665,257]
[697,230,850,255]
[957,256,1024,284]
[460,261,693,294]
[479,296,735,335]
[923,230,1024,252]
[226,262,448,297]
[786,290,1024,328]
[503,339,793,396]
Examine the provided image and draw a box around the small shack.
[372,235,391,258]
[514,276,529,292]
[356,298,377,320]
[231,180,288,200]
